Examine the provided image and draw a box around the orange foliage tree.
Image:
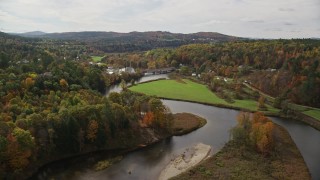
[258,96,267,110]
[59,79,68,91]
[86,120,99,142]
[142,112,154,127]
[232,112,275,156]
[23,77,35,90]
[250,121,274,154]
[5,128,35,170]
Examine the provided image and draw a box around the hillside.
[14,31,47,37]
[13,31,241,52]
[16,31,239,41]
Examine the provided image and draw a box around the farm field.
[91,56,104,62]
[129,79,279,113]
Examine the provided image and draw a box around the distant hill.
[11,31,244,52]
[1,31,39,42]
[15,31,240,42]
[13,31,47,37]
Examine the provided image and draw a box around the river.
[35,75,320,180]
[105,74,169,95]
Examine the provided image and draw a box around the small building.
[22,59,29,64]
[144,72,154,76]
[106,67,116,75]
[266,68,277,72]
[39,72,53,77]
[120,67,136,74]
[107,70,114,75]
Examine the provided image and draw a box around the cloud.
[240,18,265,23]
[290,30,301,33]
[279,8,295,12]
[0,0,319,38]
[249,20,264,23]
[194,20,229,27]
[284,22,294,26]
[265,28,283,32]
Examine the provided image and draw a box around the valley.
[0,31,319,180]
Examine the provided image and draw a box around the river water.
[36,75,320,180]
[105,74,169,95]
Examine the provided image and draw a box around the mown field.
[91,56,104,62]
[129,79,279,113]
[303,109,320,121]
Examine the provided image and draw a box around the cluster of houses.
[105,67,175,76]
[143,67,175,76]
[104,66,175,76]
[106,67,136,75]
[89,62,105,66]
[14,58,42,65]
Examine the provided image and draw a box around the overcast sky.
[0,0,319,38]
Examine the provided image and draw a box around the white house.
[119,67,136,74]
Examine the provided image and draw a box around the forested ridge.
[15,31,240,52]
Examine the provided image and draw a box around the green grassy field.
[130,79,279,113]
[303,109,320,121]
[91,56,104,62]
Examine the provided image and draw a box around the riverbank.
[172,124,311,180]
[171,113,207,136]
[130,79,320,131]
[159,143,211,180]
[27,112,207,180]
[129,79,279,114]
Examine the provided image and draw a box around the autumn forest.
[0,31,320,179]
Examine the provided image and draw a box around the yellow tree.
[258,96,267,110]
[23,77,35,90]
[6,128,34,170]
[59,79,68,91]
[250,113,275,155]
[86,120,99,142]
[147,61,156,69]
[256,122,274,155]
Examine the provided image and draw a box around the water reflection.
[105,74,169,95]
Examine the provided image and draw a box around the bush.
[273,97,282,108]
[258,96,268,111]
